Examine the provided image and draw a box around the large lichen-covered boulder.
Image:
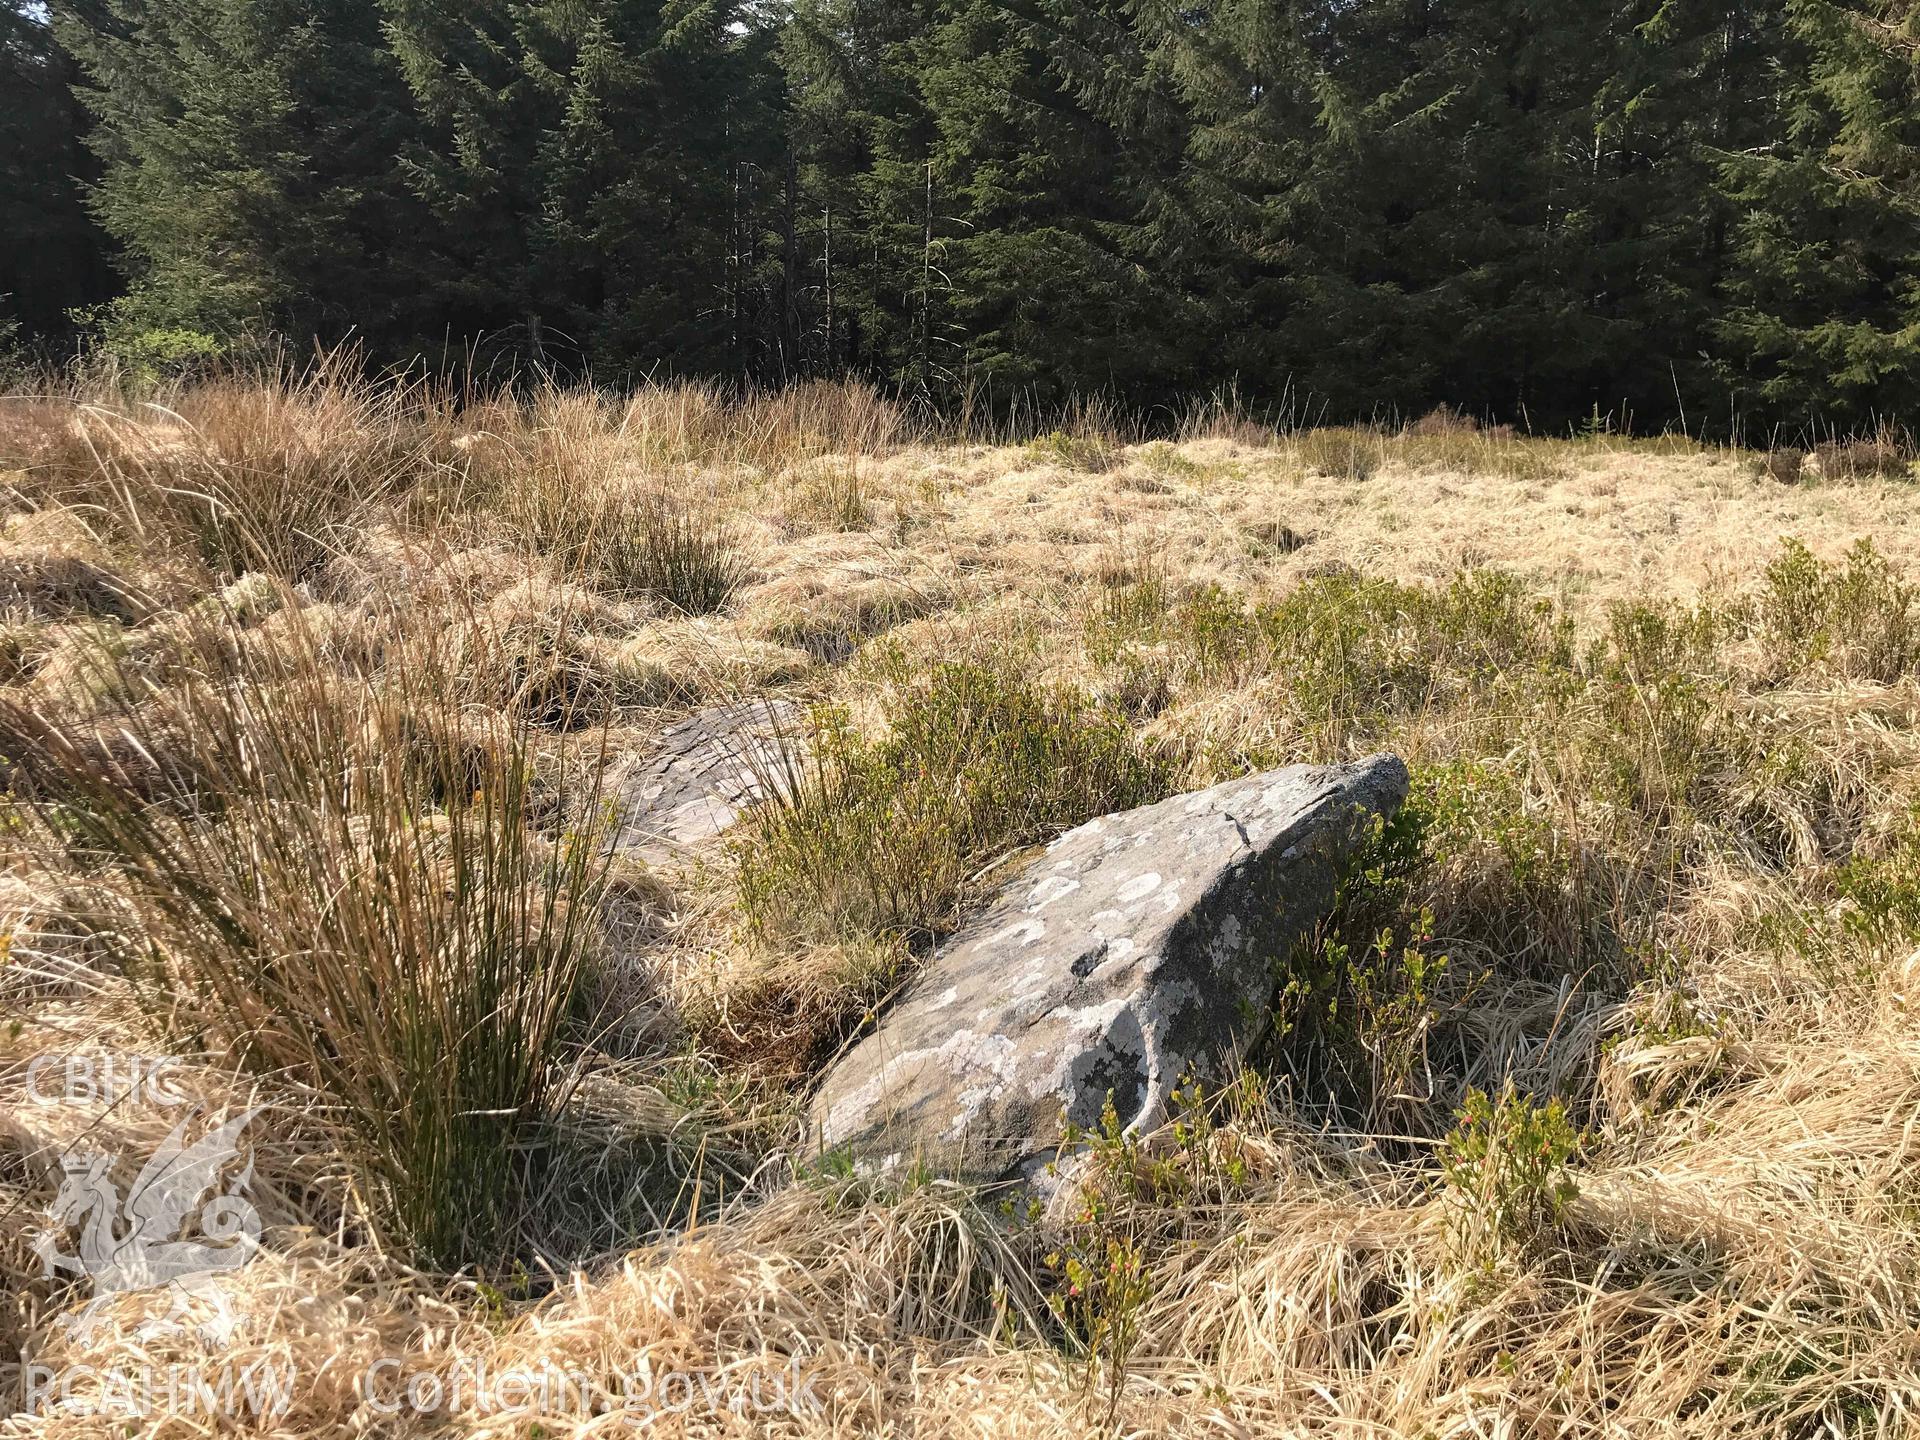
[606,700,803,868]
[808,755,1410,1183]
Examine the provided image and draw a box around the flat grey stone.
[808,755,1410,1183]
[607,700,804,867]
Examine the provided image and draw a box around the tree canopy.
[13,0,1920,432]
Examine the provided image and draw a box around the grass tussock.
[782,459,873,534]
[1175,386,1281,447]
[1293,425,1387,481]
[551,491,749,615]
[1,587,637,1274]
[1394,428,1572,481]
[2,599,613,1268]
[461,392,751,613]
[9,366,1920,1436]
[13,364,442,580]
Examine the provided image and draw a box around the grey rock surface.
[808,755,1410,1183]
[608,700,803,867]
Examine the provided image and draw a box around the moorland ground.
[4,373,1920,1435]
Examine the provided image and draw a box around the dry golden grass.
[5,370,1920,1436]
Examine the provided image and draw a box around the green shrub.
[1135,441,1205,480]
[1602,597,1733,683]
[1743,899,1880,997]
[735,658,1170,945]
[1418,760,1568,900]
[1169,584,1274,687]
[1307,912,1451,1126]
[1266,806,1454,1124]
[1442,1083,1581,1273]
[1261,569,1575,753]
[0,312,23,380]
[1759,539,1830,669]
[1026,428,1120,473]
[1086,573,1253,691]
[71,300,226,388]
[112,327,224,383]
[1089,569,1173,649]
[1760,538,1919,683]
[1091,567,1579,766]
[1413,758,1601,974]
[1044,1093,1158,1422]
[1583,599,1734,830]
[1835,810,1920,949]
[1033,1074,1275,1414]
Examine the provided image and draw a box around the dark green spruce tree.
[783,0,1187,407]
[1714,0,1920,432]
[781,0,958,392]
[1,1,113,346]
[1063,0,1755,427]
[54,0,431,351]
[381,0,788,378]
[926,0,1193,406]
